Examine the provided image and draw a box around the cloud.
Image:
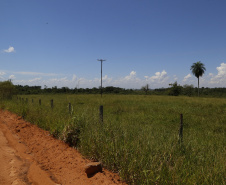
[3,46,15,53]
[15,78,42,85]
[0,72,6,79]
[72,74,77,81]
[28,78,42,83]
[209,73,214,77]
[10,64,226,89]
[151,70,167,82]
[15,71,57,76]
[210,63,226,86]
[173,75,178,81]
[9,75,15,79]
[125,71,137,80]
[0,72,6,76]
[145,70,168,83]
[183,74,192,82]
[110,71,143,88]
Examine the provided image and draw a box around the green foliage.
[168,81,182,96]
[190,61,206,96]
[61,116,85,147]
[1,94,225,184]
[190,61,206,79]
[141,84,149,95]
[14,84,226,97]
[0,81,15,100]
[182,84,194,96]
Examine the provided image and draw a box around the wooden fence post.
[39,99,41,105]
[179,114,183,143]
[99,105,103,123]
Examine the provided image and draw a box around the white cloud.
[209,73,214,77]
[28,78,42,83]
[10,64,226,89]
[183,74,192,82]
[15,71,57,76]
[210,63,226,86]
[9,75,15,79]
[72,74,77,81]
[125,71,136,80]
[0,72,6,76]
[0,72,5,79]
[3,46,15,53]
[145,70,168,84]
[111,71,143,88]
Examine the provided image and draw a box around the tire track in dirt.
[0,110,126,185]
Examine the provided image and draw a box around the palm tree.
[190,61,206,96]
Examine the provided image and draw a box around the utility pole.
[97,59,106,97]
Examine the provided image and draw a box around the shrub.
[0,81,15,100]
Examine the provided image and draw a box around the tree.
[168,81,182,96]
[0,80,15,100]
[183,84,194,97]
[190,61,206,97]
[141,84,149,95]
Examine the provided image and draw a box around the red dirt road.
[0,110,126,185]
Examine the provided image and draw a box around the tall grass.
[2,94,225,184]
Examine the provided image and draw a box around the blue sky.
[1,0,226,89]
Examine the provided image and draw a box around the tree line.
[0,80,225,98]
[13,84,226,97]
[0,61,225,98]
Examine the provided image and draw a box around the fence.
[16,96,184,143]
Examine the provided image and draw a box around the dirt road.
[0,110,125,185]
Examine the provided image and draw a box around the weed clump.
[61,117,84,147]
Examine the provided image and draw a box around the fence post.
[69,103,71,114]
[179,114,183,144]
[99,105,103,123]
[51,99,54,109]
[39,99,41,105]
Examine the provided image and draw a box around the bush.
[0,81,15,100]
[168,81,182,96]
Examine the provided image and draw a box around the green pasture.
[1,94,226,184]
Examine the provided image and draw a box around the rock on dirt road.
[0,110,126,185]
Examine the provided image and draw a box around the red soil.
[0,110,126,185]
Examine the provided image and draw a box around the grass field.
[1,94,226,184]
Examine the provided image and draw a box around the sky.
[1,0,226,89]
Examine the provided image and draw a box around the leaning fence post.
[39,99,41,105]
[179,114,183,143]
[51,99,54,109]
[99,105,103,123]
